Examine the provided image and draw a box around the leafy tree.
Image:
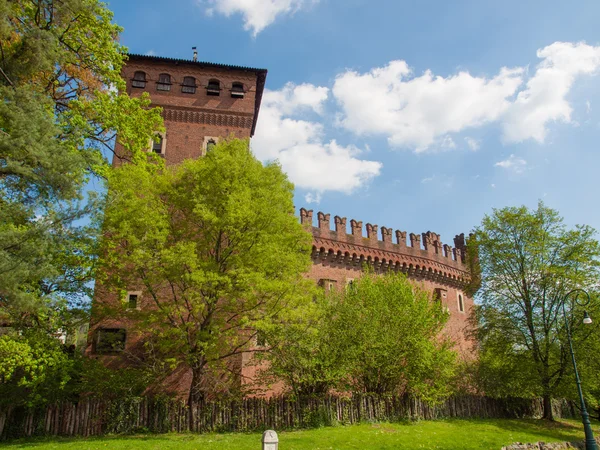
[0,330,76,407]
[0,0,163,322]
[97,139,313,414]
[335,272,457,402]
[258,290,348,398]
[471,202,600,420]
[263,271,457,403]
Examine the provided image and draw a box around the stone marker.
[262,429,278,450]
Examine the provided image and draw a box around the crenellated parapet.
[299,208,471,288]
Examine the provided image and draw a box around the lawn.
[3,419,599,450]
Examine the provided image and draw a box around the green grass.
[2,419,599,450]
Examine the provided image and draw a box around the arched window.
[181,76,196,94]
[231,82,244,98]
[206,139,217,152]
[132,71,146,88]
[458,294,464,312]
[157,73,171,91]
[206,79,220,96]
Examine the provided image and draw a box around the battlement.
[300,208,470,286]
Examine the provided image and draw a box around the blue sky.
[108,0,600,244]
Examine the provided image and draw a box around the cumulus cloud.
[332,41,600,152]
[495,154,527,174]
[503,42,600,143]
[333,61,523,152]
[203,0,318,36]
[252,83,382,195]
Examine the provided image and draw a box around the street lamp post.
[561,289,598,450]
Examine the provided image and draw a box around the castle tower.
[115,53,267,165]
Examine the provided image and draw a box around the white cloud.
[502,42,600,143]
[305,192,322,204]
[586,100,592,114]
[495,154,527,174]
[333,61,523,152]
[252,83,382,195]
[145,49,156,56]
[203,0,318,36]
[465,137,480,151]
[332,42,600,152]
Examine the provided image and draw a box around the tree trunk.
[188,365,205,431]
[542,394,554,421]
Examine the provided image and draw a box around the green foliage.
[335,272,457,402]
[0,0,163,322]
[0,331,75,407]
[263,271,458,403]
[258,290,346,397]
[471,201,600,419]
[76,359,152,401]
[98,138,313,402]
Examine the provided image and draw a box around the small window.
[95,328,126,354]
[319,279,337,292]
[127,294,138,309]
[206,79,220,96]
[256,331,266,347]
[231,82,244,98]
[434,288,447,302]
[345,278,355,292]
[151,134,165,155]
[157,73,171,91]
[132,71,146,88]
[182,76,196,94]
[206,139,217,152]
[458,294,465,312]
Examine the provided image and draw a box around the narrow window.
[206,139,216,152]
[127,294,138,309]
[231,82,244,98]
[151,134,164,154]
[157,73,171,91]
[458,294,465,312]
[346,278,355,292]
[206,79,220,96]
[256,331,266,347]
[132,71,146,88]
[95,328,126,354]
[181,76,196,94]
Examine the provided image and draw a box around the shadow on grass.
[449,418,599,445]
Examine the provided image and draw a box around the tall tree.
[472,202,600,420]
[0,0,163,323]
[97,139,313,413]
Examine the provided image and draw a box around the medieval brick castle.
[89,53,473,396]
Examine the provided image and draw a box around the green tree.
[98,139,313,413]
[335,272,457,402]
[258,290,348,398]
[0,330,76,407]
[263,271,458,403]
[471,202,600,420]
[0,0,163,321]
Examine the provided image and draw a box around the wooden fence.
[0,395,577,439]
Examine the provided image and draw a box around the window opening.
[231,82,244,98]
[458,294,465,312]
[157,73,171,91]
[128,294,138,309]
[95,328,126,354]
[132,71,146,88]
[152,135,164,154]
[206,139,217,152]
[182,76,196,94]
[206,79,220,96]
